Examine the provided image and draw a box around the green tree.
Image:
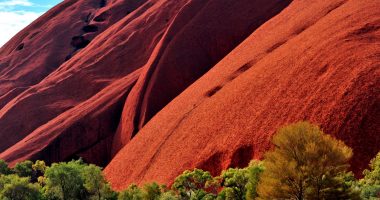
[43,160,87,200]
[13,160,34,178]
[0,174,13,192]
[218,168,247,200]
[82,164,117,200]
[143,182,163,200]
[245,160,264,200]
[118,184,144,200]
[359,152,380,199]
[0,174,42,200]
[0,160,12,175]
[172,169,216,200]
[217,187,236,200]
[33,160,47,174]
[202,193,217,200]
[159,191,179,200]
[216,161,264,200]
[257,121,356,200]
[319,172,360,199]
[32,160,47,183]
[99,184,118,200]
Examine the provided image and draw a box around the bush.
[245,161,264,200]
[0,160,11,175]
[218,168,247,200]
[118,184,144,200]
[359,152,380,199]
[159,191,178,200]
[143,182,163,200]
[13,160,34,178]
[0,174,42,200]
[216,161,264,200]
[172,169,216,199]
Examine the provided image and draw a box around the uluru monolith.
[0,0,378,191]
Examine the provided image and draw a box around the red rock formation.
[0,0,290,166]
[104,0,380,190]
[0,0,191,164]
[0,0,378,192]
[111,0,292,155]
[0,0,146,108]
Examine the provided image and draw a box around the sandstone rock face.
[0,0,290,166]
[0,0,379,191]
[0,0,181,165]
[104,0,380,190]
[111,0,292,155]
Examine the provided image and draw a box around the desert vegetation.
[0,122,378,200]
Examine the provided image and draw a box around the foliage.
[0,122,376,200]
[118,184,144,200]
[32,160,47,183]
[43,160,88,200]
[143,182,163,200]
[33,160,47,173]
[0,174,42,200]
[317,172,361,200]
[218,168,247,200]
[13,160,34,178]
[172,169,216,199]
[0,160,12,175]
[82,164,118,200]
[257,121,357,200]
[359,152,380,199]
[159,191,179,200]
[216,160,264,200]
[244,160,264,200]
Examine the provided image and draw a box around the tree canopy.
[257,121,358,200]
[0,122,377,200]
[359,152,380,199]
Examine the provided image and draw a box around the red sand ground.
[0,0,379,191]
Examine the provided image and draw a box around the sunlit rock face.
[0,0,378,191]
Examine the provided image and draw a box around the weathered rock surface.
[0,0,378,191]
[104,0,380,190]
[0,0,290,166]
